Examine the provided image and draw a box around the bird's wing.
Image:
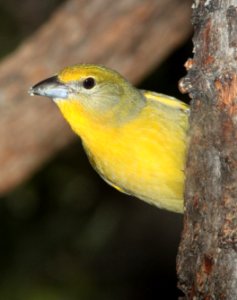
[141,90,189,114]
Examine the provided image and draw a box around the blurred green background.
[0,1,191,299]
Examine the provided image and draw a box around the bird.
[29,64,189,213]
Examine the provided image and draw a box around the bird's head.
[29,64,145,131]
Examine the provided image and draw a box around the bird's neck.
[56,100,119,145]
[55,90,145,140]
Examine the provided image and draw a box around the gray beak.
[29,76,69,99]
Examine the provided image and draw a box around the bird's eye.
[82,77,96,89]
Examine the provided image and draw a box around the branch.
[0,0,191,195]
[177,0,237,298]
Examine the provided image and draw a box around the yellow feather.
[56,90,188,213]
[30,64,189,213]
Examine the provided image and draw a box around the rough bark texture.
[177,0,237,299]
[0,0,191,195]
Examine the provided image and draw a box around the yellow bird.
[29,64,189,213]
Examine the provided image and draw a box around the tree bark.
[177,0,237,299]
[0,0,191,195]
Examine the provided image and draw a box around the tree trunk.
[177,0,237,299]
[0,0,191,195]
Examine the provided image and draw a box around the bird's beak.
[29,76,69,99]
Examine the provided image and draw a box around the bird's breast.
[57,100,186,212]
[81,109,186,212]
